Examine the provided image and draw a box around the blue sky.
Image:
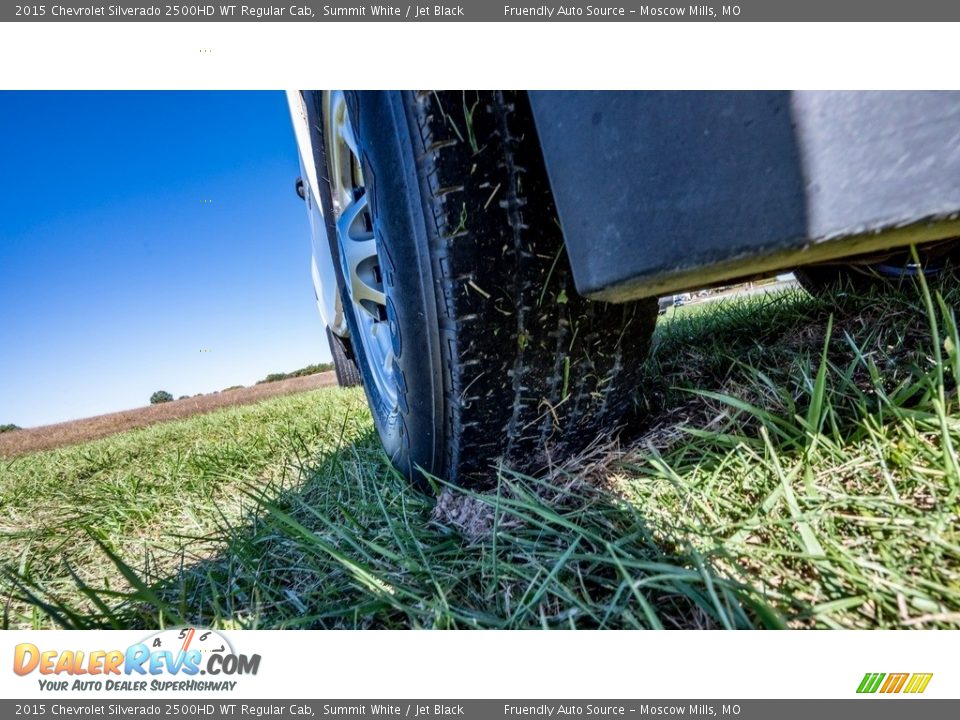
[0,91,330,428]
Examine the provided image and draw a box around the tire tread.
[326,326,362,387]
[404,91,658,484]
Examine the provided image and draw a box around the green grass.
[628,280,960,628]
[2,276,959,629]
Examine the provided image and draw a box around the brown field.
[0,372,339,458]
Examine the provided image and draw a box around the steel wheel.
[323,91,398,409]
[311,91,659,486]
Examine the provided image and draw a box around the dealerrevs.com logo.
[13,628,261,692]
[857,673,933,695]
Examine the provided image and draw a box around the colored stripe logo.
[857,672,933,694]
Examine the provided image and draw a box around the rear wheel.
[795,240,960,296]
[326,327,361,387]
[318,90,658,486]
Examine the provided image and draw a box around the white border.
[0,22,958,90]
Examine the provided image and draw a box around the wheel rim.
[840,241,959,281]
[866,260,943,279]
[324,91,398,408]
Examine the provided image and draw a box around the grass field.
[2,278,959,629]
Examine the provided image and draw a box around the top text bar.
[4,1,960,22]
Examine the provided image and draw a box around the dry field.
[0,371,337,458]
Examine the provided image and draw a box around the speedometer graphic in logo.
[133,626,259,678]
[143,627,233,658]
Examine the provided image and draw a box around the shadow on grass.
[3,424,786,630]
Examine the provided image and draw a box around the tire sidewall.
[321,91,445,480]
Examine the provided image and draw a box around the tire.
[795,241,960,297]
[318,91,658,487]
[326,326,362,387]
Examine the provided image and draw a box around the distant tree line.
[257,363,334,384]
[146,363,335,404]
